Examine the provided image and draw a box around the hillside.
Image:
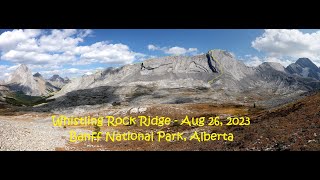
[64,91,320,151]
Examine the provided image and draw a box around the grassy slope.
[5,91,53,106]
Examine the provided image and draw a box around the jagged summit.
[7,64,34,85]
[33,72,42,78]
[5,64,60,96]
[16,64,29,72]
[47,74,69,88]
[49,75,64,82]
[296,58,319,71]
[286,58,320,80]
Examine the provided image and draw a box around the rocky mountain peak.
[296,58,319,71]
[7,64,33,83]
[4,64,61,96]
[49,75,64,82]
[47,74,69,89]
[16,64,29,72]
[260,62,286,72]
[33,72,43,78]
[286,58,320,80]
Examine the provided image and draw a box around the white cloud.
[85,72,93,75]
[0,29,145,69]
[0,29,41,51]
[0,65,14,80]
[2,50,75,65]
[78,29,93,38]
[244,56,263,67]
[7,64,20,71]
[38,29,82,53]
[164,47,197,55]
[147,44,198,55]
[67,68,79,73]
[252,29,320,66]
[263,57,293,67]
[243,55,292,67]
[147,44,159,51]
[0,63,96,80]
[77,42,144,65]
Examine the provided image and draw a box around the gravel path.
[0,117,89,151]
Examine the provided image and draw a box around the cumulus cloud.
[252,29,320,66]
[147,44,198,55]
[0,29,145,68]
[76,42,145,65]
[78,29,93,38]
[0,29,41,51]
[164,47,197,55]
[2,50,75,65]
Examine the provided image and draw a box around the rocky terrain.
[43,50,320,112]
[47,75,70,89]
[0,49,319,151]
[64,91,320,151]
[1,90,318,151]
[0,112,91,151]
[286,58,320,80]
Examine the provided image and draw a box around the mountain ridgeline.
[44,50,320,110]
[1,65,69,96]
[1,49,320,109]
[286,58,320,80]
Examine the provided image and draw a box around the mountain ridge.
[45,50,320,110]
[3,65,66,96]
[2,50,320,108]
[47,74,70,88]
[286,57,320,80]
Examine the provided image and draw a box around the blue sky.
[90,29,263,57]
[0,29,319,80]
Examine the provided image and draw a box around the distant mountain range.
[0,65,69,96]
[43,49,320,110]
[55,50,320,96]
[1,49,320,109]
[48,74,70,88]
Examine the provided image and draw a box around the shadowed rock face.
[47,86,120,109]
[286,58,320,80]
